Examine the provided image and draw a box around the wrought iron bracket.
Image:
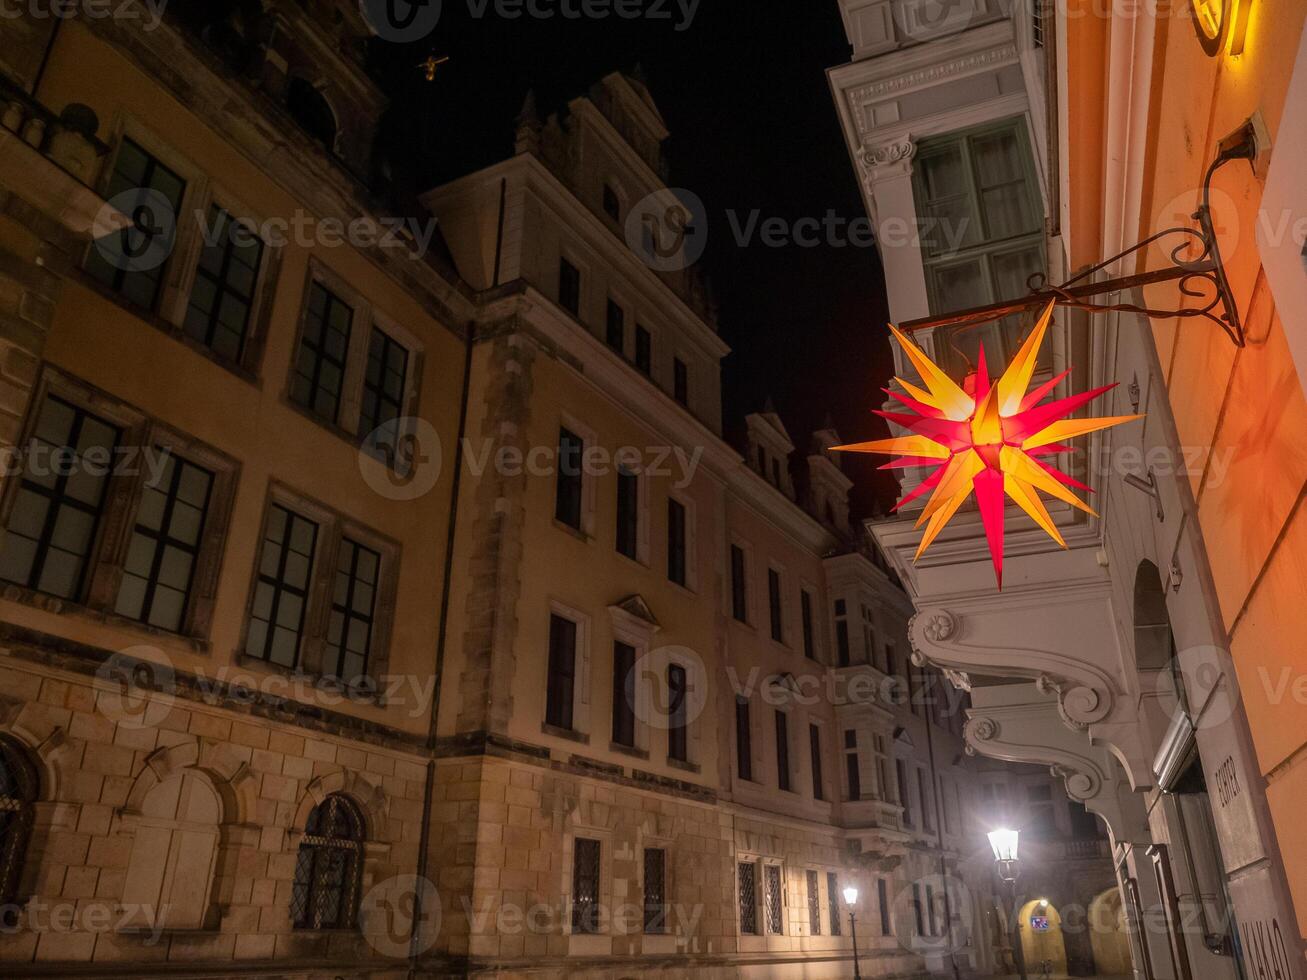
[900,121,1261,348]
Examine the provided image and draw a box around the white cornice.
[844,42,1019,108]
[830,19,1018,99]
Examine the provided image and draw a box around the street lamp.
[843,885,862,980]
[988,829,1029,980]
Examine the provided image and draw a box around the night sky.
[368,1,898,514]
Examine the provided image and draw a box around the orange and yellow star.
[835,301,1142,588]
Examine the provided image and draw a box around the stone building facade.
[0,4,1120,977]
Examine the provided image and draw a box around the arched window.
[121,769,222,930]
[0,736,38,921]
[292,793,364,930]
[286,78,338,152]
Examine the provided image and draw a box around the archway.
[1018,898,1068,977]
[1088,888,1132,975]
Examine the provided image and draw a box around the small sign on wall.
[1030,916,1050,932]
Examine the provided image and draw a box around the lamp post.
[988,829,1029,980]
[843,885,862,980]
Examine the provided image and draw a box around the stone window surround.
[563,825,613,954]
[638,837,675,946]
[236,481,400,696]
[0,366,240,646]
[727,535,756,627]
[284,258,425,459]
[607,602,654,759]
[765,559,791,650]
[553,411,599,541]
[665,488,698,595]
[798,580,821,663]
[88,115,283,382]
[612,456,651,569]
[737,853,787,947]
[541,597,593,744]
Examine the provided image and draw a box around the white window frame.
[666,489,698,593]
[544,598,592,741]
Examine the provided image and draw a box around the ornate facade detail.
[921,609,957,643]
[847,44,1019,109]
[859,136,916,169]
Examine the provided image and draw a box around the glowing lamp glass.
[843,886,859,907]
[988,828,1020,863]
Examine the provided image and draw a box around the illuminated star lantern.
[834,301,1142,588]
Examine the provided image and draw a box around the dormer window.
[603,183,621,221]
[287,77,337,152]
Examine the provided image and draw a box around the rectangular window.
[184,204,263,361]
[606,299,625,353]
[735,696,753,781]
[572,838,600,934]
[602,184,620,221]
[291,281,353,424]
[546,613,578,730]
[898,760,913,826]
[673,357,688,406]
[612,641,636,748]
[559,258,581,316]
[836,619,851,667]
[801,589,815,659]
[845,730,861,801]
[360,329,410,442]
[245,505,318,668]
[667,662,688,762]
[325,538,381,682]
[643,848,667,934]
[635,325,651,374]
[768,568,783,642]
[775,710,791,792]
[114,451,213,632]
[919,769,934,831]
[828,872,842,936]
[913,882,925,936]
[913,120,1047,376]
[809,724,824,801]
[667,498,687,586]
[615,467,638,559]
[738,862,758,935]
[555,428,583,529]
[878,878,892,935]
[730,545,747,622]
[0,397,120,600]
[86,138,186,310]
[806,869,821,935]
[926,883,937,936]
[765,864,783,934]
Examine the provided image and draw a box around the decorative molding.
[860,136,917,169]
[847,44,1019,109]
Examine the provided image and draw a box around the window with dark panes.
[878,877,892,935]
[602,183,620,221]
[114,451,213,631]
[828,872,842,936]
[926,883,937,935]
[764,864,783,934]
[667,662,688,762]
[667,497,687,586]
[634,325,651,374]
[245,505,318,668]
[291,281,353,423]
[775,710,791,792]
[612,641,636,748]
[545,613,577,730]
[912,882,925,935]
[85,138,186,310]
[572,838,600,934]
[184,205,264,361]
[806,869,821,935]
[673,357,688,406]
[912,119,1047,376]
[615,467,638,559]
[555,428,583,529]
[360,329,409,442]
[0,397,120,600]
[836,619,851,667]
[898,759,913,826]
[768,568,783,642]
[735,695,753,781]
[606,299,625,353]
[730,545,748,622]
[559,258,581,315]
[801,589,815,659]
[0,736,38,918]
[290,793,362,930]
[844,729,861,801]
[738,862,758,934]
[643,848,667,934]
[324,538,380,683]
[919,769,934,831]
[809,724,824,801]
